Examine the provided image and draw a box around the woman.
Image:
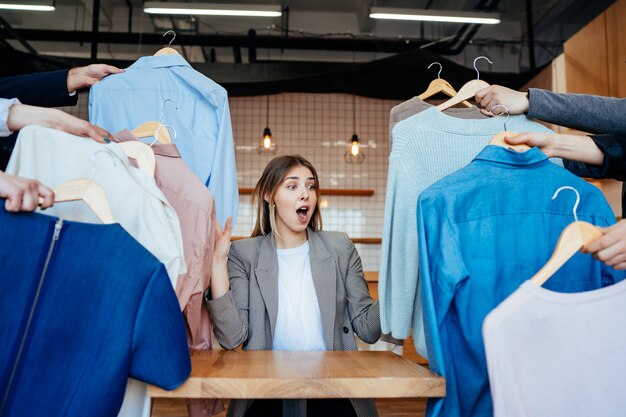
[205,155,381,417]
[474,85,626,269]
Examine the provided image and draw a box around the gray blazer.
[205,229,381,417]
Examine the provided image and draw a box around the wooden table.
[148,350,445,417]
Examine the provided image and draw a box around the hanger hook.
[159,99,178,123]
[427,62,442,79]
[473,56,493,81]
[163,29,176,47]
[490,104,510,130]
[552,186,581,222]
[151,124,177,147]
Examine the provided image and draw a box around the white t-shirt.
[272,241,327,351]
[483,279,626,417]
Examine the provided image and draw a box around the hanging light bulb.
[345,133,365,164]
[257,126,277,155]
[345,94,365,164]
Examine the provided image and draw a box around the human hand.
[66,64,124,92]
[211,216,233,300]
[582,220,626,270]
[7,104,112,143]
[504,131,554,154]
[214,216,233,261]
[475,85,529,116]
[0,171,54,212]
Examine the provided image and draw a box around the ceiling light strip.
[370,7,500,25]
[143,2,281,17]
[0,3,55,11]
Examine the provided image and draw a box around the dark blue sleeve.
[564,134,626,181]
[130,264,191,390]
[0,70,78,107]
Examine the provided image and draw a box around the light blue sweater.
[380,106,557,357]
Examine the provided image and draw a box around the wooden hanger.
[487,105,531,152]
[437,56,492,111]
[131,121,172,145]
[118,141,156,177]
[52,178,116,224]
[154,30,179,56]
[530,186,603,286]
[419,62,472,108]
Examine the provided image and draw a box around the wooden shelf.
[232,236,381,244]
[239,188,374,196]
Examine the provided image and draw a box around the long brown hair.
[251,155,323,238]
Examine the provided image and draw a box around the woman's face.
[270,165,318,238]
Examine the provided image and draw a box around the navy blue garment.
[0,205,190,417]
[417,146,626,417]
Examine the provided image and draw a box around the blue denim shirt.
[0,206,190,417]
[89,54,238,227]
[417,145,626,417]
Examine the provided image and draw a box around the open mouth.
[296,207,309,222]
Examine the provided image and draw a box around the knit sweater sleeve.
[527,88,626,135]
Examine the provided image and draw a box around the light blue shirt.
[89,54,238,227]
[0,98,20,137]
[380,106,557,357]
[417,145,626,417]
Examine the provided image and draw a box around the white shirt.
[273,241,326,351]
[0,98,20,137]
[6,125,186,286]
[483,279,626,417]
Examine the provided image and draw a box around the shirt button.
[343,326,349,334]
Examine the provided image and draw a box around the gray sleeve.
[527,88,626,135]
[343,234,382,344]
[205,246,250,350]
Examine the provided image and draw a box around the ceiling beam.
[6,29,430,53]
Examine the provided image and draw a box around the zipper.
[1,218,63,416]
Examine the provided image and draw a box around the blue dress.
[0,206,190,417]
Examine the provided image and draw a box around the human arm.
[6,102,112,143]
[343,234,381,344]
[505,131,626,181]
[475,85,626,135]
[0,65,123,108]
[204,217,249,349]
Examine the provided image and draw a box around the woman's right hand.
[210,216,232,300]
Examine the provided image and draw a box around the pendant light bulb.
[257,127,277,155]
[344,133,365,164]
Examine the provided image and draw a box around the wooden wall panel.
[606,0,626,97]
[564,12,610,95]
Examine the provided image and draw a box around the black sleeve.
[0,70,78,107]
[564,134,626,181]
[527,88,626,135]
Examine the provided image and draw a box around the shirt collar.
[127,54,190,70]
[473,145,549,167]
[113,129,182,158]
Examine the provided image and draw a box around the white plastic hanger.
[530,186,603,286]
[488,104,530,152]
[436,56,492,111]
[419,62,472,108]
[154,30,179,56]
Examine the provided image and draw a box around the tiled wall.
[67,92,400,271]
[230,93,399,272]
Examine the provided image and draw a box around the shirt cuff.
[0,98,21,138]
[68,90,77,97]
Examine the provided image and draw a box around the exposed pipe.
[526,0,536,70]
[91,0,100,59]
